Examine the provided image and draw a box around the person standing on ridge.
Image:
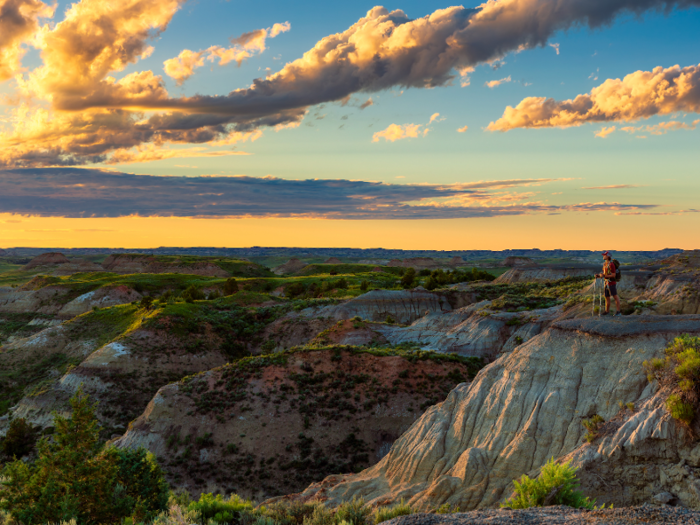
[596,251,621,316]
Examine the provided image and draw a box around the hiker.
[595,251,621,316]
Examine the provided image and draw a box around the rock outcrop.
[289,315,700,510]
[23,252,70,269]
[273,258,308,275]
[502,256,534,267]
[113,348,479,500]
[313,289,453,325]
[325,257,343,264]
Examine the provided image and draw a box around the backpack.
[612,259,621,282]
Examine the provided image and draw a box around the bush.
[302,504,334,525]
[181,285,205,303]
[0,387,169,524]
[374,500,413,524]
[643,334,700,425]
[360,281,369,292]
[335,497,371,525]
[334,278,348,290]
[223,278,239,296]
[502,457,596,510]
[188,493,254,525]
[139,296,154,310]
[1,418,38,458]
[582,414,605,443]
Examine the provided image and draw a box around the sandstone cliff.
[289,315,700,510]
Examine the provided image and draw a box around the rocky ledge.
[386,505,700,524]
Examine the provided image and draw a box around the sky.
[0,0,699,250]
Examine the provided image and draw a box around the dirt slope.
[114,347,482,500]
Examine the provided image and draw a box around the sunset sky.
[1,0,699,250]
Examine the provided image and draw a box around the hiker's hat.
[601,250,611,257]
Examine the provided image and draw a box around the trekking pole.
[591,277,597,317]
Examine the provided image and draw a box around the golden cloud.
[488,63,700,131]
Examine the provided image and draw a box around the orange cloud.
[0,0,54,82]
[457,125,469,133]
[488,63,700,131]
[373,123,425,142]
[595,126,616,138]
[163,23,290,85]
[485,76,512,88]
[105,146,252,165]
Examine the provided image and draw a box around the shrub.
[667,394,694,425]
[188,493,254,525]
[374,500,413,524]
[140,296,154,310]
[181,285,205,303]
[1,418,38,458]
[502,457,596,510]
[335,497,371,525]
[643,334,700,425]
[223,278,239,296]
[582,414,605,443]
[334,278,348,290]
[302,504,334,525]
[385,315,395,324]
[286,282,306,298]
[360,281,369,292]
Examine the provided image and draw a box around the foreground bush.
[502,458,596,510]
[0,387,169,524]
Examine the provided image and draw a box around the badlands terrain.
[1,249,700,513]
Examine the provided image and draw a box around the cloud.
[549,43,560,55]
[595,126,616,138]
[104,146,252,165]
[485,76,512,88]
[0,169,659,220]
[488,63,700,131]
[0,0,55,82]
[373,123,425,142]
[582,185,642,190]
[429,113,442,124]
[163,22,291,85]
[5,0,700,166]
[457,125,469,133]
[621,119,700,135]
[359,97,374,110]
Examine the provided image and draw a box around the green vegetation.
[582,415,605,443]
[502,458,596,510]
[1,418,39,459]
[0,388,169,524]
[373,499,414,524]
[475,276,590,312]
[643,334,700,426]
[295,264,403,277]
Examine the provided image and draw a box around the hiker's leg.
[605,297,611,312]
[614,294,621,312]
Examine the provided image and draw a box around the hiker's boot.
[614,311,622,317]
[601,311,609,316]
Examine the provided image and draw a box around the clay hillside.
[114,346,481,499]
[2,251,700,518]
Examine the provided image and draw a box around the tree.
[400,268,416,289]
[0,387,169,524]
[223,278,238,296]
[2,418,38,458]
